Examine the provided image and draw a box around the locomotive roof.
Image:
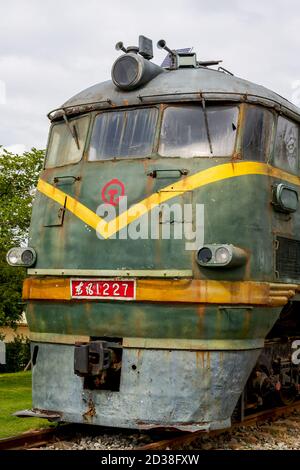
[49,66,300,122]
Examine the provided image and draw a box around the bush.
[0,335,31,373]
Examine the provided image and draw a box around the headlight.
[111,53,163,91]
[6,247,37,267]
[21,249,35,266]
[196,244,247,268]
[215,246,231,264]
[272,183,298,213]
[7,248,19,265]
[112,55,139,89]
[197,247,213,264]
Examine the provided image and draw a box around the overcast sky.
[1,0,300,153]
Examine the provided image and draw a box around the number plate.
[70,279,136,300]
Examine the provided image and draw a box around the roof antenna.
[157,39,177,69]
[115,41,127,53]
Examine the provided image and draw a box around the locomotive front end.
[11,36,300,430]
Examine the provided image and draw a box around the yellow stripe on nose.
[37,162,300,239]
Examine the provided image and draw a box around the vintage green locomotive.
[7,36,300,430]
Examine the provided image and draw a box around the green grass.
[0,371,53,439]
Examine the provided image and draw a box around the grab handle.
[53,175,81,185]
[147,169,188,179]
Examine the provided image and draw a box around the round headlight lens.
[215,247,231,264]
[7,249,19,265]
[21,250,34,266]
[112,56,139,89]
[197,247,212,264]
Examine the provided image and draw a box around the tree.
[0,147,45,327]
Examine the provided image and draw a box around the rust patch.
[82,396,96,422]
[145,170,155,196]
[195,351,211,369]
[231,152,242,162]
[196,304,205,335]
[243,248,252,280]
[241,308,252,338]
[133,310,145,337]
[206,351,211,369]
[195,350,206,368]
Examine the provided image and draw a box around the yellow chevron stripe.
[37,178,105,231]
[37,162,300,239]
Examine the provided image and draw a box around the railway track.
[1,401,300,450]
[0,424,79,451]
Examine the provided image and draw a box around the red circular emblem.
[101,178,125,206]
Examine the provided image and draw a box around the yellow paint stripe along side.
[37,162,300,239]
[22,277,298,306]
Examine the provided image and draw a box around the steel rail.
[136,401,300,450]
[0,424,76,450]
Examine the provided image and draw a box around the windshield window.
[46,115,89,168]
[242,106,274,161]
[158,105,238,157]
[89,107,158,160]
[274,116,299,175]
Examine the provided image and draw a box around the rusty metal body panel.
[31,342,259,431]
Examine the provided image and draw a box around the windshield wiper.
[201,97,213,156]
[62,110,80,150]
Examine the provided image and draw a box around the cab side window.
[46,115,89,168]
[274,116,299,175]
[242,106,274,161]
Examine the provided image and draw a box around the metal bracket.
[74,341,112,377]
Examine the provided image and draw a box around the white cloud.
[1,0,300,148]
[1,144,27,155]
